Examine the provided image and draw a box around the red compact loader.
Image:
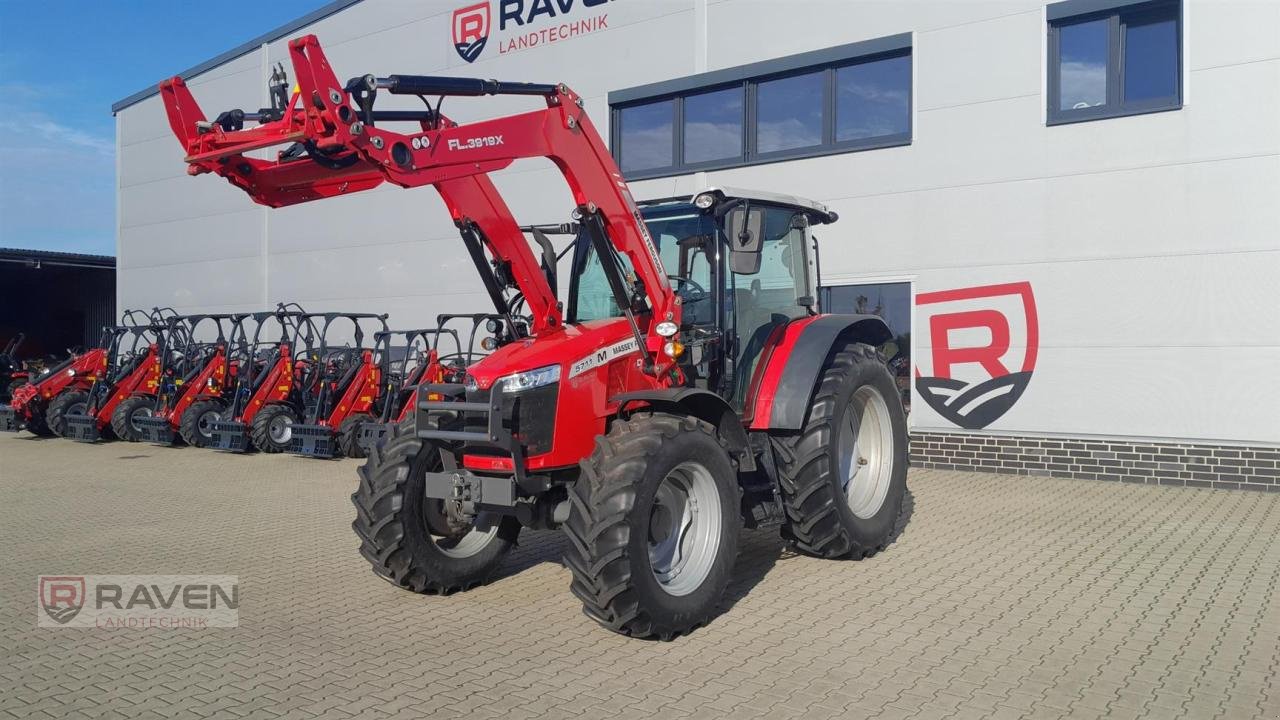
[286,312,389,459]
[356,315,502,453]
[161,37,907,639]
[61,313,174,442]
[132,313,243,446]
[206,305,317,453]
[1,310,156,436]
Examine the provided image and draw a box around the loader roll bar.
[159,34,680,374]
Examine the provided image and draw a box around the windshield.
[570,203,715,323]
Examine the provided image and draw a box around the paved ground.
[1,432,1278,720]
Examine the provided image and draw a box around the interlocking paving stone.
[1,432,1278,719]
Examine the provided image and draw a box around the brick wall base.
[910,431,1279,492]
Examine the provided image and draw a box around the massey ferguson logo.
[452,2,491,63]
[40,576,86,624]
[915,282,1039,430]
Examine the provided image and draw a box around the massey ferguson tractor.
[160,36,907,639]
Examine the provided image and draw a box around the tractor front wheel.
[565,413,740,640]
[251,404,298,453]
[351,417,519,593]
[110,396,154,442]
[46,390,88,438]
[774,342,907,559]
[180,400,226,447]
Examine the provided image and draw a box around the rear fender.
[613,388,754,471]
[748,314,891,431]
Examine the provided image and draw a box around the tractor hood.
[465,318,638,392]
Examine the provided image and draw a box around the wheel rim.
[426,505,499,559]
[269,415,293,443]
[648,461,722,597]
[838,386,895,519]
[198,410,220,438]
[131,407,153,431]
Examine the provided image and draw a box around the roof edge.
[111,0,366,115]
[0,248,116,268]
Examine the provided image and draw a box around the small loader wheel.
[25,406,54,437]
[774,342,908,559]
[111,396,155,442]
[564,413,740,640]
[338,413,372,459]
[180,400,226,447]
[351,417,519,593]
[46,390,88,438]
[251,404,298,453]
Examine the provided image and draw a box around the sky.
[0,0,328,256]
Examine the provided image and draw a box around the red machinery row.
[0,306,500,459]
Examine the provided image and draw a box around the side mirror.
[725,205,765,275]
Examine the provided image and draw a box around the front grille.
[0,407,19,432]
[63,413,101,442]
[209,420,251,452]
[134,415,175,445]
[289,423,335,458]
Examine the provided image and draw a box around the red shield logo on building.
[452,2,490,63]
[915,282,1038,429]
[39,576,87,624]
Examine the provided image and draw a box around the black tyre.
[338,413,372,459]
[564,413,740,640]
[26,406,54,437]
[180,400,226,447]
[111,396,156,442]
[251,404,298,453]
[774,342,908,559]
[351,417,519,593]
[46,390,89,438]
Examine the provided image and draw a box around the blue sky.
[0,0,327,255]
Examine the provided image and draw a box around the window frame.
[610,34,912,181]
[1046,0,1182,126]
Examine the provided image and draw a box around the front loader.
[285,312,389,459]
[160,36,907,639]
[132,313,244,446]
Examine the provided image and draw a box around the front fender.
[748,314,891,431]
[612,387,752,467]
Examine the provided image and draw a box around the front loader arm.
[159,34,679,343]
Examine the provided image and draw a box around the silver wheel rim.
[198,410,220,437]
[648,461,722,597]
[131,407,153,431]
[838,386,895,519]
[269,415,293,443]
[432,511,499,558]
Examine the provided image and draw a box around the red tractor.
[206,305,317,453]
[161,37,907,639]
[62,316,171,443]
[132,313,243,446]
[286,312,389,459]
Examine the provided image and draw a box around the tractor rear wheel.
[251,404,298,453]
[46,390,88,437]
[111,396,155,442]
[351,416,519,593]
[338,413,372,459]
[565,413,740,640]
[180,400,226,447]
[774,342,907,559]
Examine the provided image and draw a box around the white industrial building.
[112,0,1280,486]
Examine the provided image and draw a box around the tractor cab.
[568,187,836,412]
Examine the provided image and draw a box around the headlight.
[497,364,560,393]
[693,192,716,209]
